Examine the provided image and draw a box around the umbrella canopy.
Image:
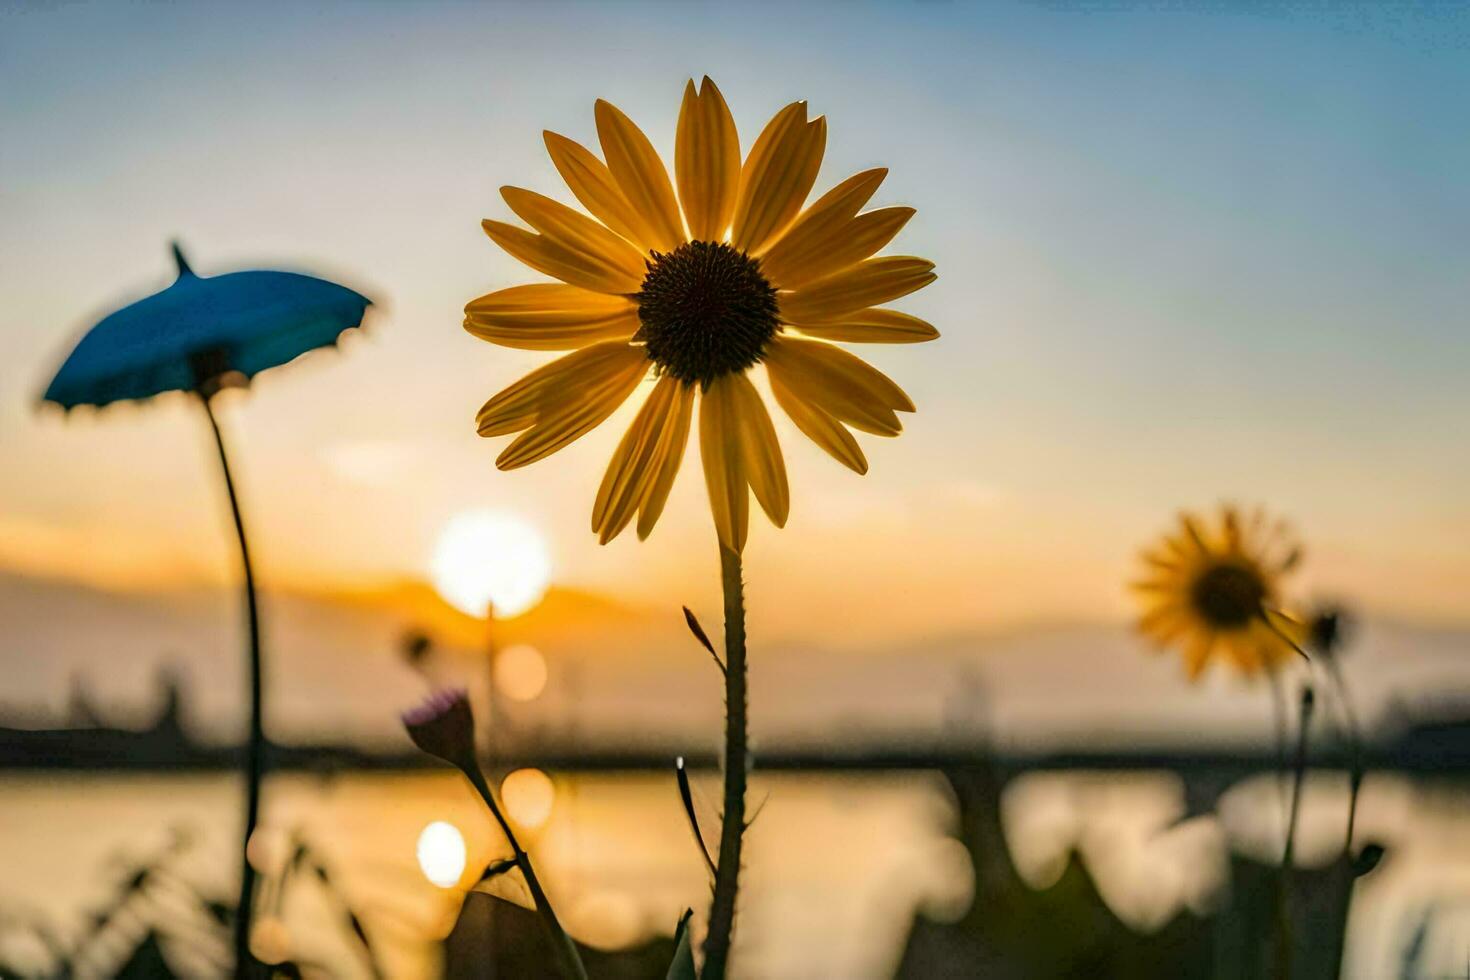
[39,241,374,975]
[43,244,372,408]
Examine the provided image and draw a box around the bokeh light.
[430,511,550,618]
[244,825,289,876]
[501,768,556,830]
[416,820,467,888]
[249,916,292,966]
[915,837,976,924]
[494,644,548,702]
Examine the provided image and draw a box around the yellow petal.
[675,77,740,242]
[763,206,914,290]
[1223,505,1242,550]
[726,372,789,527]
[482,219,643,295]
[1224,633,1264,677]
[764,335,913,436]
[592,374,682,544]
[501,186,649,281]
[769,370,867,474]
[789,308,938,345]
[1139,548,1183,572]
[731,103,827,254]
[637,380,695,540]
[465,284,640,350]
[1183,634,1214,681]
[699,376,749,553]
[1179,513,1209,555]
[1138,602,1184,631]
[1252,618,1295,669]
[1135,580,1183,604]
[1137,606,1188,646]
[544,131,662,252]
[1159,534,1190,562]
[595,99,685,252]
[476,341,644,437]
[754,168,886,273]
[497,357,649,470]
[779,256,935,323]
[1262,609,1307,654]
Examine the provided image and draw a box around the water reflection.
[0,769,1466,977]
[1001,771,1227,929]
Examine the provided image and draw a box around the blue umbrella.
[45,244,370,408]
[41,242,373,974]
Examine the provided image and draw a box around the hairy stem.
[463,765,587,980]
[702,544,748,979]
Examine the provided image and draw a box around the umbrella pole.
[198,392,264,976]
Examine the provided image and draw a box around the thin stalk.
[462,764,587,980]
[307,850,386,980]
[1263,610,1312,667]
[199,393,264,979]
[1323,660,1364,849]
[702,544,748,980]
[1276,686,1315,980]
[1267,668,1290,828]
[1263,614,1364,848]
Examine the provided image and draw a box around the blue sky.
[2,1,1467,640]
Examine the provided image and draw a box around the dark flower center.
[636,241,779,389]
[1190,562,1266,629]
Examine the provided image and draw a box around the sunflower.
[466,77,937,552]
[1131,505,1306,681]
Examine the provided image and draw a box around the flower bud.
[401,688,476,770]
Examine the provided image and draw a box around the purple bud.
[401,688,476,768]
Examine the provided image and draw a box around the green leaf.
[665,908,696,980]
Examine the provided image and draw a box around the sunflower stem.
[462,763,587,980]
[702,543,748,980]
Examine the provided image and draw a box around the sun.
[430,510,551,618]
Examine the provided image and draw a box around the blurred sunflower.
[467,77,937,552]
[1131,505,1306,681]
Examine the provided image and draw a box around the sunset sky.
[3,1,1467,647]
